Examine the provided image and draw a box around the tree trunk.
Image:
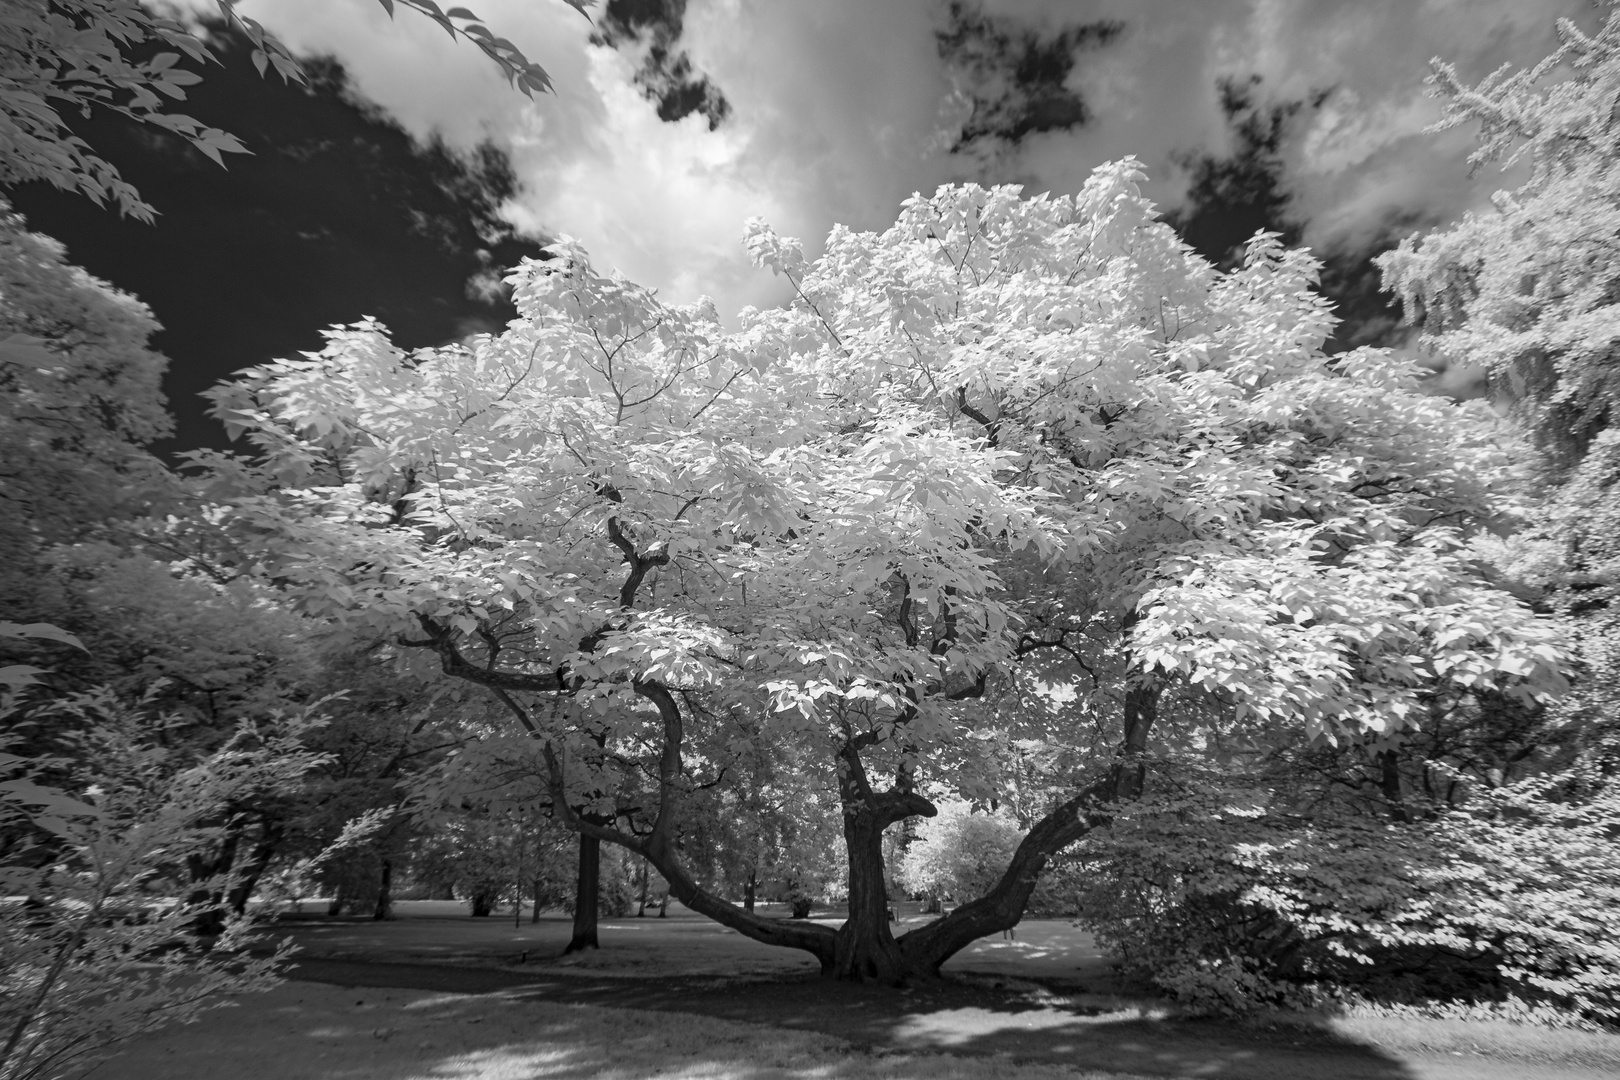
[327,889,347,917]
[227,823,282,915]
[186,826,242,937]
[470,891,494,917]
[829,804,908,982]
[1378,749,1410,822]
[636,858,649,917]
[564,834,601,952]
[531,875,543,923]
[743,867,756,914]
[372,858,392,920]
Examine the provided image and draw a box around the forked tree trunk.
[564,834,601,952]
[828,804,909,981]
[458,624,1166,987]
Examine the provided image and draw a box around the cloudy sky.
[198,0,1582,320]
[10,0,1591,454]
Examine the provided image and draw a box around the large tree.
[1377,0,1619,757]
[1379,2,1620,471]
[202,159,1564,983]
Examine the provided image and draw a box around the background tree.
[897,801,1022,911]
[1378,0,1620,872]
[0,0,588,222]
[1066,4,1620,1018]
[0,205,171,575]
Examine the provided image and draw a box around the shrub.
[1075,756,1620,1020]
[0,676,318,1079]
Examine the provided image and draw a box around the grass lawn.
[260,899,1121,985]
[95,983,1152,1080]
[89,900,1620,1080]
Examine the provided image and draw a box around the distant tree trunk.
[372,859,393,920]
[924,892,942,915]
[1378,749,1410,822]
[658,892,669,918]
[469,891,494,917]
[636,858,649,917]
[743,867,757,913]
[789,896,812,919]
[531,875,543,923]
[227,823,283,915]
[186,825,242,937]
[564,834,600,952]
[328,879,353,917]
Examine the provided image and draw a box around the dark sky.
[10,27,550,460]
[9,4,1403,460]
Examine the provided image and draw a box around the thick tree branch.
[956,387,1000,447]
[404,615,567,693]
[897,684,1162,973]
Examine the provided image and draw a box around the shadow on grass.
[287,958,1421,1080]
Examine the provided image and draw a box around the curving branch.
[606,516,669,609]
[403,615,568,693]
[536,677,838,964]
[955,387,1000,447]
[896,682,1163,974]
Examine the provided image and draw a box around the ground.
[90,900,1620,1080]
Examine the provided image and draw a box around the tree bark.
[564,834,601,952]
[817,735,938,982]
[830,802,909,981]
[743,867,756,914]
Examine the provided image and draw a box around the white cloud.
[210,0,1596,325]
